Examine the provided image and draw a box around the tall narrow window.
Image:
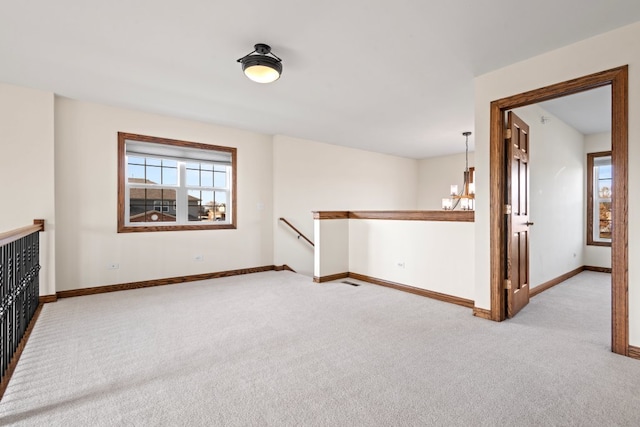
[587,151,612,246]
[118,133,237,232]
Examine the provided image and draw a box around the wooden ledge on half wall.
[313,210,474,222]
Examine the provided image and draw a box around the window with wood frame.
[118,132,236,233]
[587,151,612,246]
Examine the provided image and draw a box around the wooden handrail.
[313,210,474,222]
[0,220,45,247]
[279,218,314,247]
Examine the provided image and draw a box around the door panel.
[506,111,531,318]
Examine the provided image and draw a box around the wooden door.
[506,112,531,318]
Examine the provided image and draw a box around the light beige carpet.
[1,270,639,426]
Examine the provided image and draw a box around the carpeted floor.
[1,270,639,426]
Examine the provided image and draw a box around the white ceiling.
[538,86,611,135]
[1,1,637,158]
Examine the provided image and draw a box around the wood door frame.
[489,65,628,355]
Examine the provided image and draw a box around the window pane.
[201,191,215,222]
[186,163,215,187]
[187,190,201,221]
[128,164,145,182]
[201,170,213,187]
[186,168,200,186]
[599,201,612,239]
[214,191,228,222]
[146,158,161,166]
[162,166,178,185]
[598,180,612,199]
[128,156,145,166]
[146,165,162,184]
[214,171,226,188]
[588,152,612,245]
[129,189,147,218]
[214,191,227,205]
[187,190,214,222]
[599,164,612,180]
[129,188,176,223]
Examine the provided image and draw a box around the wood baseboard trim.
[584,265,613,273]
[313,272,349,283]
[56,265,279,299]
[473,307,492,320]
[274,264,296,273]
[348,272,474,308]
[628,345,640,360]
[0,303,44,401]
[39,294,57,303]
[530,266,585,298]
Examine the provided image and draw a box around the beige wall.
[2,88,422,292]
[273,135,418,276]
[54,97,274,291]
[474,21,640,344]
[417,152,475,210]
[0,83,55,295]
[349,219,475,300]
[313,216,475,300]
[314,219,349,279]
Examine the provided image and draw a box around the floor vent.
[341,281,360,287]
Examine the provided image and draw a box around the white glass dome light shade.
[243,62,281,83]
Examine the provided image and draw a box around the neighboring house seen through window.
[118,132,236,232]
[587,151,612,246]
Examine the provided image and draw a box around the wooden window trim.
[117,132,237,233]
[586,151,612,247]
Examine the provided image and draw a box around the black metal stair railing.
[0,223,43,392]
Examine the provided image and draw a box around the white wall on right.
[473,20,640,345]
[584,132,612,269]
[512,104,585,288]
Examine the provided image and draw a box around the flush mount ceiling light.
[237,43,283,83]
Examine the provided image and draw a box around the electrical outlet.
[396,261,405,269]
[107,263,119,270]
[194,255,204,262]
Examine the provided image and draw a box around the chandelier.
[442,131,475,210]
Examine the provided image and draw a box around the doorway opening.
[488,66,628,355]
